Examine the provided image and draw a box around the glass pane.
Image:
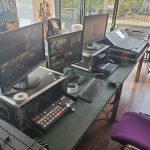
[16,0,34,27]
[61,0,81,31]
[116,0,150,28]
[85,0,115,31]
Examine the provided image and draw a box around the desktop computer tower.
[0,67,67,130]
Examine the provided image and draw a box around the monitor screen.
[83,14,109,45]
[48,31,83,71]
[0,22,45,94]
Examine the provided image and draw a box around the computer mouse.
[94,73,105,79]
[108,80,120,88]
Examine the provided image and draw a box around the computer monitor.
[83,13,109,49]
[0,22,45,94]
[48,31,83,71]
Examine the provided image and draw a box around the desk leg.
[111,84,123,121]
[135,54,144,81]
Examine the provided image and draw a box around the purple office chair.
[111,112,150,150]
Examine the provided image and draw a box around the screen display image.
[51,36,68,55]
[83,14,109,46]
[0,22,45,94]
[48,31,83,71]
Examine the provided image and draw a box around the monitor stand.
[86,42,101,50]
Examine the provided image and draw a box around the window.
[16,0,34,27]
[116,0,150,28]
[85,0,115,31]
[61,0,81,30]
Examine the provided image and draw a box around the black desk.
[38,63,136,150]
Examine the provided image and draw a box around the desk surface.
[38,63,135,150]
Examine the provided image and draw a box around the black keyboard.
[78,77,107,102]
[32,95,75,129]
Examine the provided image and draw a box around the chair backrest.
[71,24,83,32]
[47,18,62,36]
